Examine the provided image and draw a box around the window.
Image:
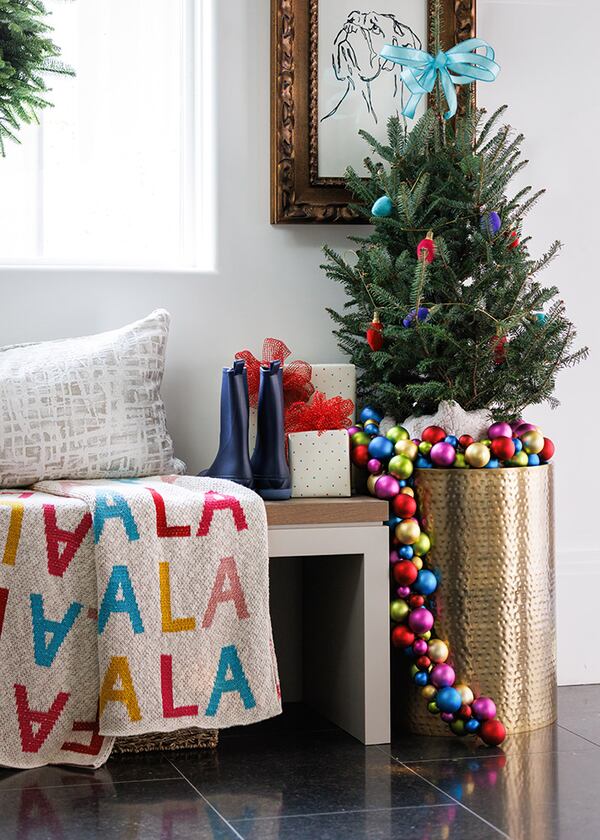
[0,0,215,270]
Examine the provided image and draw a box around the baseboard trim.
[557,549,600,685]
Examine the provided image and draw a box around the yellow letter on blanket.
[159,562,196,633]
[99,656,142,722]
[0,500,24,566]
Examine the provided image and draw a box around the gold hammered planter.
[406,464,556,735]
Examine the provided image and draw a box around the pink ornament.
[430,441,456,467]
[488,422,512,439]
[389,550,400,565]
[472,696,497,721]
[514,422,537,436]
[347,426,361,437]
[510,419,524,432]
[367,458,382,474]
[440,712,455,723]
[375,474,401,500]
[413,639,428,656]
[397,586,411,598]
[408,607,434,634]
[431,663,456,688]
[412,438,421,445]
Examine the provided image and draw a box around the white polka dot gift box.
[288,429,351,498]
[309,365,356,421]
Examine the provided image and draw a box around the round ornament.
[422,685,437,700]
[465,442,491,468]
[408,607,434,635]
[428,639,449,663]
[431,663,456,688]
[363,421,379,436]
[490,436,515,461]
[427,701,440,715]
[414,569,437,596]
[393,494,417,519]
[454,453,468,469]
[366,474,380,496]
[430,441,456,467]
[367,458,382,474]
[520,430,544,454]
[371,195,393,217]
[394,439,418,460]
[539,437,555,462]
[455,684,474,705]
[390,600,410,623]
[414,671,429,687]
[481,211,501,235]
[508,451,528,467]
[479,719,506,746]
[393,560,418,586]
[412,557,423,571]
[375,474,401,500]
[395,519,421,545]
[472,697,497,721]
[465,718,480,733]
[368,435,395,462]
[458,434,474,449]
[391,625,414,648]
[398,544,414,560]
[413,532,431,556]
[422,426,447,445]
[386,425,410,443]
[360,406,383,425]
[351,445,370,467]
[488,422,513,440]
[409,595,425,609]
[450,719,467,736]
[436,686,462,714]
[351,431,370,447]
[528,454,540,466]
[418,441,433,456]
[400,487,415,497]
[388,454,414,480]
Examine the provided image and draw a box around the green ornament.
[508,450,528,467]
[390,600,409,622]
[450,719,466,736]
[351,431,371,447]
[427,701,440,715]
[413,532,431,557]
[386,425,410,443]
[388,454,414,480]
[454,453,469,469]
[418,441,433,456]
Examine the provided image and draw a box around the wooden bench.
[264,497,391,745]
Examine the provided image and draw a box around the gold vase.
[406,465,556,735]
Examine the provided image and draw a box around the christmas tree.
[322,5,587,422]
[0,0,73,155]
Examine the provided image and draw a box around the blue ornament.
[436,686,462,714]
[513,438,523,453]
[360,405,383,425]
[444,435,458,447]
[402,317,412,328]
[371,196,393,217]
[485,458,500,469]
[417,307,430,322]
[481,211,501,235]
[416,456,432,469]
[403,645,414,657]
[414,569,438,596]
[403,307,430,328]
[414,671,429,687]
[364,421,379,436]
[399,545,414,560]
[387,516,402,531]
[533,312,548,325]
[367,435,395,462]
[399,480,407,487]
[528,453,540,466]
[465,718,480,733]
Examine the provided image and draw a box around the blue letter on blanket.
[30,594,83,667]
[98,566,144,635]
[93,492,140,544]
[205,645,256,716]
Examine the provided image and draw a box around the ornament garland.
[349,407,556,747]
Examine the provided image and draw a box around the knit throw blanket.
[0,477,281,770]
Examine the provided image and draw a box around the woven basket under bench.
[111,727,218,754]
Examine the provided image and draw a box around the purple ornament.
[514,422,538,436]
[408,607,434,634]
[367,458,382,474]
[375,474,401,500]
[402,317,412,328]
[430,441,456,467]
[389,550,400,565]
[417,307,430,322]
[431,663,456,688]
[488,422,513,440]
[472,697,497,721]
[347,426,361,437]
[397,586,411,598]
[481,211,501,235]
[510,419,524,432]
[413,639,428,656]
[412,438,421,445]
[440,712,455,723]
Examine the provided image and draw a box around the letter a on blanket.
[205,645,256,716]
[202,556,249,628]
[30,594,83,667]
[99,656,142,721]
[98,566,144,634]
[43,504,92,577]
[196,491,248,537]
[93,492,140,544]
[14,685,70,753]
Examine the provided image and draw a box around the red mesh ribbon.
[236,338,314,408]
[285,391,354,435]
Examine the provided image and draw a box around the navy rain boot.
[201,359,254,487]
[251,360,291,500]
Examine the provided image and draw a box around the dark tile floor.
[1,686,599,839]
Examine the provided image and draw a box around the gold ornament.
[428,639,449,663]
[421,631,431,641]
[395,519,421,545]
[521,430,544,454]
[413,557,423,571]
[421,685,437,700]
[455,684,474,705]
[395,439,418,461]
[400,487,415,497]
[366,474,380,496]
[465,442,491,468]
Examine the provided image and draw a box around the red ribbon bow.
[236,338,314,408]
[286,390,355,435]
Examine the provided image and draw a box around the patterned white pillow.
[0,309,185,486]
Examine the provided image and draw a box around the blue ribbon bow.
[379,38,500,120]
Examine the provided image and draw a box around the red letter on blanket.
[0,587,8,638]
[43,504,92,577]
[61,714,105,756]
[14,684,70,753]
[160,654,199,718]
[202,556,249,628]
[149,488,191,538]
[196,492,248,537]
[0,499,24,566]
[99,656,142,722]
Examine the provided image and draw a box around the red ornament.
[409,594,425,609]
[492,335,508,365]
[539,437,555,462]
[393,494,417,518]
[393,560,418,587]
[459,704,472,719]
[507,230,520,250]
[422,425,447,445]
[351,445,370,468]
[417,656,431,669]
[391,625,415,648]
[458,434,474,449]
[490,436,515,461]
[367,311,384,351]
[416,230,435,263]
[480,719,507,746]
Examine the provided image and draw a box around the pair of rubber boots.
[201,359,291,500]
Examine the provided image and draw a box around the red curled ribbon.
[286,390,354,435]
[236,338,314,408]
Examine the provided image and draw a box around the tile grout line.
[557,723,600,750]
[376,746,513,840]
[166,758,245,840]
[231,802,454,824]
[0,774,184,793]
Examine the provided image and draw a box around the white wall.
[0,0,597,683]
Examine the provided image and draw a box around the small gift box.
[288,430,351,498]
[309,364,356,420]
[286,390,354,498]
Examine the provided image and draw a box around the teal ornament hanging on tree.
[379,38,500,120]
[371,196,393,217]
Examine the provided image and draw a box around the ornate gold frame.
[271,0,476,224]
